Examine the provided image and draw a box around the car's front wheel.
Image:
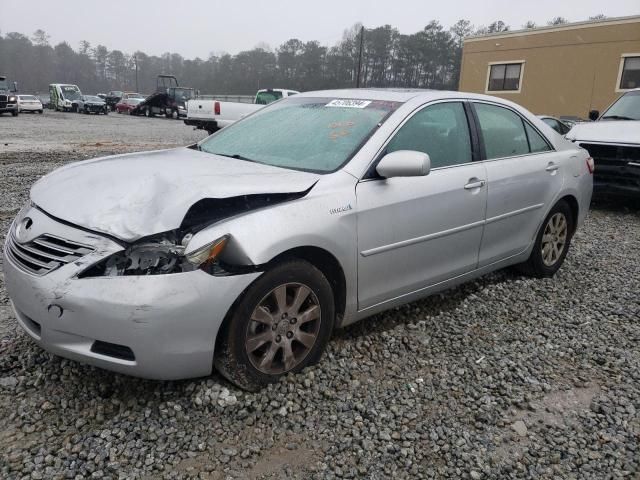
[519,200,574,278]
[215,259,335,391]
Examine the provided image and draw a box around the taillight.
[586,157,594,174]
[214,101,220,115]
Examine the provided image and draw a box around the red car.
[115,98,143,114]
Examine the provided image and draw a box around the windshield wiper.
[214,153,258,163]
[601,115,635,121]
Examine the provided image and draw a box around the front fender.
[186,171,359,318]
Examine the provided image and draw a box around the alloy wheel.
[245,282,321,375]
[541,212,567,266]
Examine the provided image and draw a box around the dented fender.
[185,170,360,319]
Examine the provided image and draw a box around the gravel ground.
[0,112,639,479]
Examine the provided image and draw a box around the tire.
[38,110,43,114]
[518,200,574,278]
[11,110,18,117]
[146,107,153,117]
[215,259,335,391]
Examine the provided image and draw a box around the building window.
[619,56,640,90]
[487,62,523,92]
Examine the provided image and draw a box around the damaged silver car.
[4,89,593,390]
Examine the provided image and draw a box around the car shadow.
[336,268,522,341]
[590,196,640,213]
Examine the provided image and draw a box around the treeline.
[0,15,604,95]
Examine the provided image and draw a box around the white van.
[49,83,82,112]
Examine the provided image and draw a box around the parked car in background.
[186,88,299,134]
[49,84,82,112]
[566,88,640,197]
[0,75,19,116]
[37,94,51,109]
[122,92,145,101]
[4,89,593,390]
[105,91,124,111]
[17,95,44,113]
[116,97,144,114]
[538,115,572,135]
[75,95,109,114]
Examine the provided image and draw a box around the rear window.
[255,91,283,105]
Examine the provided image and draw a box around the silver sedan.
[3,89,593,390]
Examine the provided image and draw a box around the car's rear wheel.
[215,259,335,391]
[518,200,574,278]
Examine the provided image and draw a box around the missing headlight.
[78,233,231,278]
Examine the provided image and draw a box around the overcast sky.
[1,0,638,58]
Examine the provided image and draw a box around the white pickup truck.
[185,88,299,134]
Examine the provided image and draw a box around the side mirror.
[588,110,599,121]
[376,150,431,179]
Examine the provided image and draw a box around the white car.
[18,95,44,114]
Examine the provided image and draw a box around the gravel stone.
[1,113,639,479]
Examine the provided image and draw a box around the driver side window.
[385,102,473,169]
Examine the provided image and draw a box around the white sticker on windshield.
[325,99,372,109]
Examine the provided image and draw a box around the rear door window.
[474,103,550,159]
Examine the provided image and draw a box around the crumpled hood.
[31,148,320,242]
[566,120,640,145]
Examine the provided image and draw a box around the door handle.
[464,179,486,190]
[545,163,559,172]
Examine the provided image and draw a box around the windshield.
[127,93,144,99]
[61,85,81,101]
[255,90,283,105]
[20,95,38,101]
[128,98,143,105]
[601,91,640,121]
[85,96,103,102]
[0,78,9,91]
[173,88,194,101]
[199,97,401,173]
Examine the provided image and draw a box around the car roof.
[296,88,524,105]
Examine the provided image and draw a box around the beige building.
[459,15,640,119]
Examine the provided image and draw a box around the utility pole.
[134,55,139,93]
[356,26,364,88]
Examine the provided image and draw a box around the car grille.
[579,143,640,188]
[0,94,7,102]
[6,231,94,276]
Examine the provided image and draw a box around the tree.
[589,14,607,21]
[0,19,476,95]
[487,21,510,33]
[79,40,91,56]
[523,21,537,29]
[31,29,50,47]
[548,17,569,25]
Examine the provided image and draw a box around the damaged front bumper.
[3,206,259,380]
